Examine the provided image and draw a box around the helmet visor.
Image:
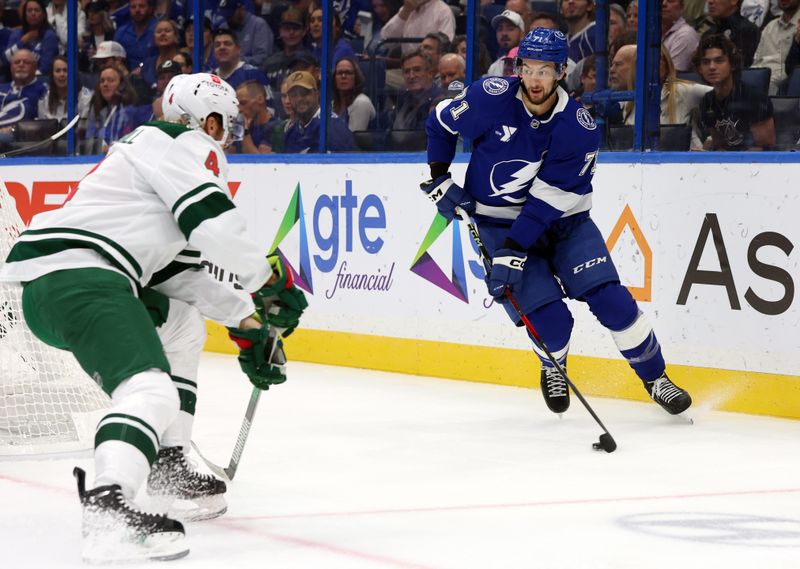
[229,112,246,143]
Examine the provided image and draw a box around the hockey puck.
[592,433,617,453]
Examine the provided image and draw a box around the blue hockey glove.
[420,174,475,221]
[487,248,527,302]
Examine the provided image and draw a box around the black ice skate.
[147,446,227,522]
[540,364,570,414]
[74,467,188,564]
[643,373,692,415]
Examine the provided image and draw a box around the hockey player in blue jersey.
[421,28,692,416]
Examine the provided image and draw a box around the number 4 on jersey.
[205,151,220,177]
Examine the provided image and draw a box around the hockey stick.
[0,114,81,159]
[454,206,617,453]
[191,324,285,481]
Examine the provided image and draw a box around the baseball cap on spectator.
[157,59,181,78]
[217,0,243,19]
[285,70,317,92]
[491,10,525,32]
[85,0,108,13]
[93,41,127,60]
[280,7,305,27]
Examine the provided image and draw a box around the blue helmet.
[516,28,569,67]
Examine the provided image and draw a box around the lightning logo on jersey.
[488,160,542,203]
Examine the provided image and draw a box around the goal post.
[0,187,109,456]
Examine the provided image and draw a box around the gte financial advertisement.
[2,160,797,376]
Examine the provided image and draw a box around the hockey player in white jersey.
[0,73,306,563]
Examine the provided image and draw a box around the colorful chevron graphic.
[268,183,313,294]
[410,214,469,303]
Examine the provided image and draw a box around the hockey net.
[0,187,109,456]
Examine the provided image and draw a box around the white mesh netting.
[0,187,109,456]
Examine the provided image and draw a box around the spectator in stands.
[610,44,637,92]
[79,0,115,72]
[752,0,800,95]
[332,56,376,131]
[608,43,636,123]
[627,0,638,31]
[505,0,534,31]
[786,20,800,79]
[390,49,441,130]
[486,10,525,76]
[271,75,295,151]
[84,64,140,152]
[529,11,560,32]
[366,0,403,53]
[113,0,158,69]
[154,0,188,26]
[184,17,215,72]
[740,0,781,28]
[173,51,192,74]
[661,46,712,124]
[616,46,713,125]
[288,51,321,81]
[308,7,356,65]
[213,29,271,91]
[216,0,274,68]
[573,54,596,112]
[0,0,10,80]
[262,8,312,91]
[380,0,455,57]
[149,58,181,119]
[609,3,627,47]
[420,32,450,78]
[696,0,761,68]
[692,34,775,150]
[282,70,355,152]
[662,0,700,72]
[610,29,637,59]
[682,0,708,26]
[0,49,46,139]
[37,55,92,121]
[48,0,87,56]
[452,34,492,76]
[438,52,466,90]
[235,79,278,153]
[141,19,180,90]
[561,0,596,65]
[89,41,153,102]
[3,0,59,74]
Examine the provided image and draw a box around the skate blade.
[168,494,228,523]
[82,531,189,564]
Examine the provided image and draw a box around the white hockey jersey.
[0,121,269,326]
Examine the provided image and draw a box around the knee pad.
[526,300,574,360]
[111,369,181,435]
[583,282,639,331]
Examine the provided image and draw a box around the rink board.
[2,156,799,418]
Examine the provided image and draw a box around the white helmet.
[162,73,243,146]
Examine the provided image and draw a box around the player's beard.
[522,81,559,107]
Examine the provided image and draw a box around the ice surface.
[2,353,799,568]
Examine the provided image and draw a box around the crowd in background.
[0,0,797,154]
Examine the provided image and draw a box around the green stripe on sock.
[102,412,159,443]
[172,377,197,415]
[95,422,158,464]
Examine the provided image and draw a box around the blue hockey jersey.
[425,76,600,250]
